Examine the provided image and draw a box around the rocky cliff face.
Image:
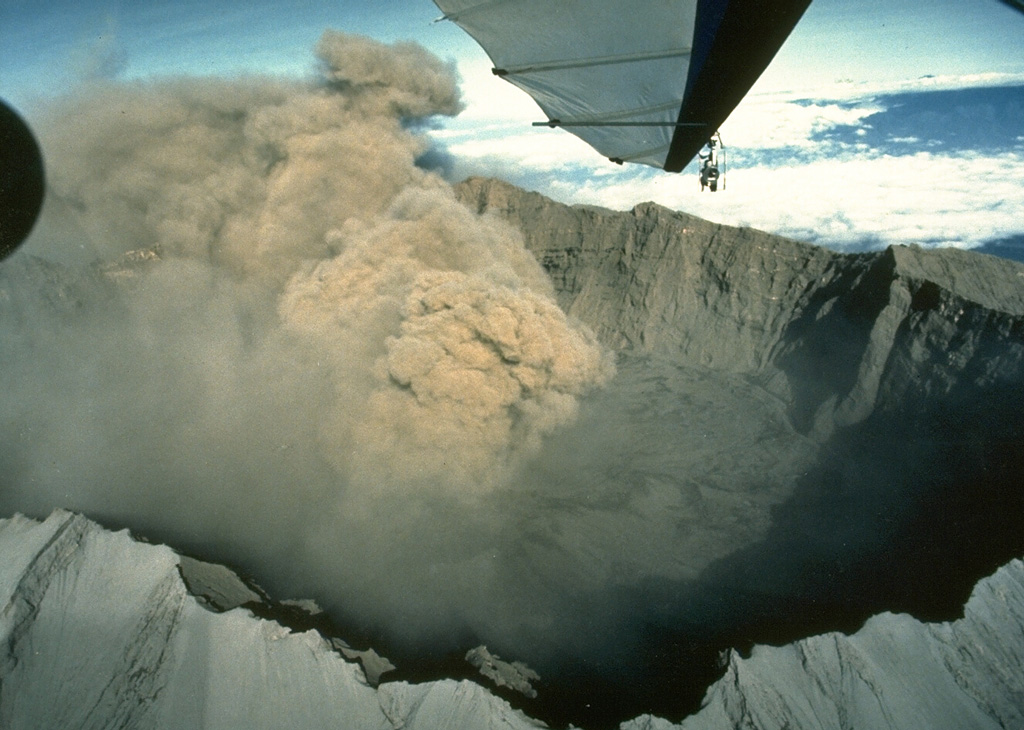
[630,556,1024,728]
[0,510,545,730]
[456,176,1024,723]
[459,175,1024,576]
[456,177,1024,440]
[628,557,1024,730]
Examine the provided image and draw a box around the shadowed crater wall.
[456,176,1024,726]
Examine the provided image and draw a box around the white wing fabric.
[434,0,812,172]
[435,0,699,168]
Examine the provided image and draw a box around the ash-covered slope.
[626,556,1024,728]
[4,176,1024,730]
[460,174,1024,584]
[0,510,543,730]
[628,557,1024,730]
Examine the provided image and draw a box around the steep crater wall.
[3,177,1021,730]
[456,177,1024,440]
[456,177,1024,725]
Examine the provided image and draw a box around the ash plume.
[0,31,613,658]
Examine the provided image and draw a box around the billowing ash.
[0,31,613,659]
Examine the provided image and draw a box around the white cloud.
[718,98,884,150]
[439,126,607,175]
[567,151,1024,251]
[434,68,1024,253]
[748,71,1024,104]
[451,57,540,124]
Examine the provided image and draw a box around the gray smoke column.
[0,31,613,654]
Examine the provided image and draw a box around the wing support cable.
[493,47,691,76]
[608,143,672,165]
[535,120,707,128]
[433,0,523,23]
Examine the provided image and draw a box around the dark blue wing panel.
[666,0,812,171]
[685,0,733,99]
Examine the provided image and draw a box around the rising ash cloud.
[0,31,615,664]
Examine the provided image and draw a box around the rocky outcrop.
[1,510,1022,730]
[453,177,1024,727]
[4,179,1023,730]
[626,556,1024,730]
[457,175,1024,609]
[0,511,543,730]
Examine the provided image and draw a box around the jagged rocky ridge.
[1,509,1021,729]
[460,176,1024,618]
[455,177,1024,723]
[456,177,1024,441]
[627,556,1024,730]
[0,510,545,730]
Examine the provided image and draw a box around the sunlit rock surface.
[1,510,1021,730]
[456,177,1024,442]
[627,557,1024,730]
[0,511,543,730]
[454,177,1024,725]
[4,178,1024,728]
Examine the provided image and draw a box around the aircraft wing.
[433,0,812,171]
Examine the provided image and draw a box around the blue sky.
[6,0,1022,98]
[4,0,1024,252]
[767,0,1024,89]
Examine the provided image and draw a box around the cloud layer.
[436,68,1024,253]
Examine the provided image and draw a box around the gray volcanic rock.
[178,554,263,611]
[0,510,544,730]
[1,510,1021,730]
[3,178,1024,730]
[456,176,1024,440]
[625,557,1024,730]
[460,178,1024,531]
[455,176,1024,723]
[466,645,540,698]
[458,174,1024,574]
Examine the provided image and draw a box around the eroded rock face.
[0,511,543,730]
[3,178,1023,730]
[456,177,1024,441]
[626,556,1024,730]
[459,175,1024,568]
[456,176,1024,724]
